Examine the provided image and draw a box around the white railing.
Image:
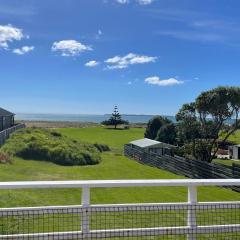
[0,179,240,239]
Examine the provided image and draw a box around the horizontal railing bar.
[91,201,240,211]
[1,201,240,216]
[0,179,240,189]
[1,224,240,239]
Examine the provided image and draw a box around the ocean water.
[15,113,176,124]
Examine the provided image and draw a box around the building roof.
[130,138,161,148]
[130,138,175,148]
[0,107,14,117]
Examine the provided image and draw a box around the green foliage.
[93,143,111,152]
[156,123,177,144]
[144,116,171,139]
[101,106,129,129]
[176,86,240,162]
[1,128,103,166]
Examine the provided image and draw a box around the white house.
[129,138,175,155]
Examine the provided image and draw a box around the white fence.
[0,179,240,239]
[0,124,25,146]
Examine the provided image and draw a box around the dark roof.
[0,107,14,117]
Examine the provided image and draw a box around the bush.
[94,143,110,152]
[1,128,107,166]
[145,116,172,140]
[50,131,62,137]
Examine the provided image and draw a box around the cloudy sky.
[0,0,239,115]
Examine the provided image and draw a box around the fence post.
[81,186,90,237]
[187,185,197,240]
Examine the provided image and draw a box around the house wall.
[0,116,14,131]
[232,146,240,159]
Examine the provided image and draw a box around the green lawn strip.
[213,159,240,166]
[58,127,144,150]
[226,129,240,144]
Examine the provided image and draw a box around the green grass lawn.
[58,127,144,150]
[213,158,240,166]
[0,126,240,238]
[226,129,240,144]
[0,126,239,208]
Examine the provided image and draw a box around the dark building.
[0,107,15,131]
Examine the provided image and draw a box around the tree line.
[145,86,240,163]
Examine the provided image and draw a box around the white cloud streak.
[145,76,184,86]
[13,45,34,55]
[0,24,25,49]
[85,60,100,67]
[136,0,154,5]
[157,30,225,43]
[115,0,154,4]
[116,0,129,4]
[51,40,92,57]
[105,53,157,69]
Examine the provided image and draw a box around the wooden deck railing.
[0,123,25,146]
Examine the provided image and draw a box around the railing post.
[81,186,90,237]
[187,185,197,240]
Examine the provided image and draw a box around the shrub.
[93,143,110,152]
[50,131,62,137]
[1,128,106,166]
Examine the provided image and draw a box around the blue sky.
[0,0,239,115]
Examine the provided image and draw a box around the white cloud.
[115,0,154,4]
[136,0,154,5]
[51,40,92,57]
[127,81,132,85]
[116,0,129,4]
[13,45,34,55]
[145,76,184,86]
[0,24,25,49]
[105,53,157,69]
[85,60,100,67]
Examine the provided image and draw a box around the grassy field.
[226,129,240,144]
[0,126,240,239]
[0,126,239,209]
[58,127,144,150]
[214,159,240,166]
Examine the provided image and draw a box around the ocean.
[15,113,176,124]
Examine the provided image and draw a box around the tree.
[176,86,240,162]
[144,116,172,140]
[101,106,128,129]
[156,123,177,145]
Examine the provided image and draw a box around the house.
[129,138,175,156]
[0,107,15,131]
[229,145,240,160]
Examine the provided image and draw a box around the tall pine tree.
[102,106,128,129]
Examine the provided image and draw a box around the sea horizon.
[15,113,176,123]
